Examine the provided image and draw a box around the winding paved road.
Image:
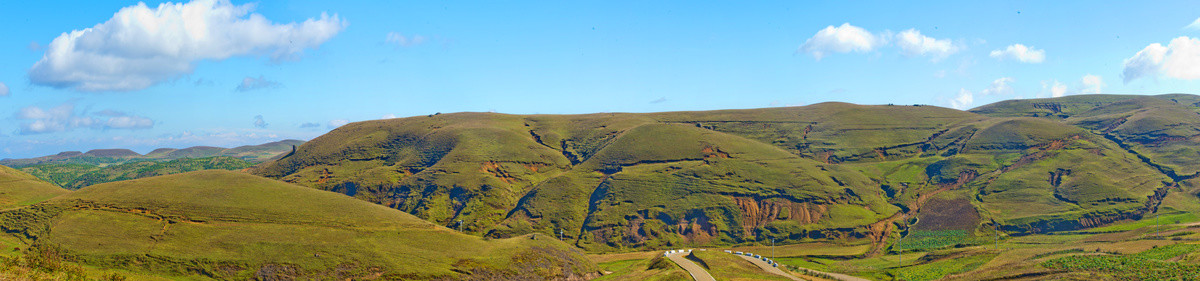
[664,251,716,281]
[737,255,805,281]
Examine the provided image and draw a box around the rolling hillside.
[0,165,67,210]
[252,94,1200,254]
[1,94,1195,280]
[972,94,1200,179]
[0,170,597,280]
[251,109,906,251]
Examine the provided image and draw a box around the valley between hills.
[2,94,1200,280]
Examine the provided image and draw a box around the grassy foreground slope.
[0,165,67,210]
[0,170,597,280]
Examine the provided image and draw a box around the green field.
[1042,243,1200,279]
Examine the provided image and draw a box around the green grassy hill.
[971,94,1200,178]
[0,170,597,280]
[251,96,1199,256]
[0,165,67,210]
[252,108,917,252]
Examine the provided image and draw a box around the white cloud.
[28,0,346,92]
[14,103,154,134]
[253,115,268,128]
[980,77,1015,96]
[1080,74,1105,94]
[235,75,281,92]
[1050,81,1067,97]
[1187,17,1200,30]
[328,119,349,129]
[385,32,427,47]
[18,106,65,120]
[105,116,154,129]
[1037,75,1104,98]
[1041,80,1068,98]
[798,24,963,62]
[947,77,1014,110]
[0,82,9,96]
[16,104,96,134]
[299,122,321,128]
[1122,36,1200,83]
[989,44,1045,63]
[21,120,68,134]
[798,23,883,60]
[950,88,974,110]
[1122,43,1168,83]
[381,114,397,119]
[895,29,959,61]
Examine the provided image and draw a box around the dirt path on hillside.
[665,251,715,281]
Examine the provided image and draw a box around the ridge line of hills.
[3,139,305,190]
[0,139,305,166]
[2,93,1200,280]
[249,93,1200,254]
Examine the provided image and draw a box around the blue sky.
[2,1,1200,158]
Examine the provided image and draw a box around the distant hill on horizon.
[0,139,304,167]
[1,139,305,190]
[18,156,255,190]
